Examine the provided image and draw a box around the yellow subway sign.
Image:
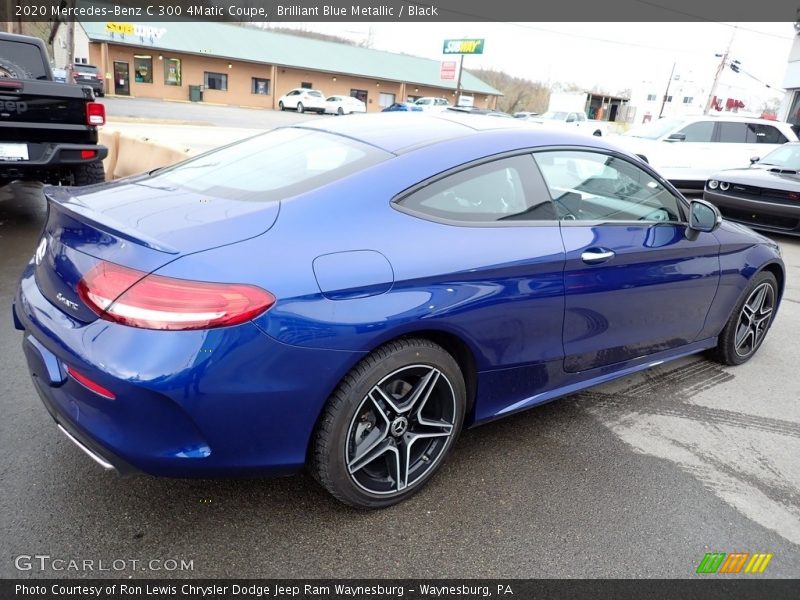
[443,39,485,55]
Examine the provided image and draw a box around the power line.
[631,0,795,40]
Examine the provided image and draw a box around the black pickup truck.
[0,32,107,188]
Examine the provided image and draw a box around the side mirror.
[686,199,722,239]
[750,156,760,165]
[666,133,686,142]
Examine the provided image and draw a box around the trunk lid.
[34,181,280,322]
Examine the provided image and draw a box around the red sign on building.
[440,61,457,80]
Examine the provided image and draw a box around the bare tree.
[468,68,551,114]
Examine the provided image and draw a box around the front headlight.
[719,181,730,191]
[708,180,719,190]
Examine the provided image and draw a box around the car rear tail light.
[80,149,96,159]
[77,261,275,330]
[86,102,105,126]
[65,365,116,400]
[790,192,800,201]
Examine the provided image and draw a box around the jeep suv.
[72,63,104,97]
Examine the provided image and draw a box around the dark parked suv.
[72,64,104,97]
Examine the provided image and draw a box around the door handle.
[580,249,615,264]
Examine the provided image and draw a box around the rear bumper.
[0,142,107,181]
[704,189,800,235]
[76,80,104,95]
[13,264,365,478]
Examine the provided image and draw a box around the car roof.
[293,112,601,154]
[674,114,790,126]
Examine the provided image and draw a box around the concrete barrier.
[99,129,192,180]
[98,124,260,181]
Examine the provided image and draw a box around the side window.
[566,113,577,123]
[532,150,683,223]
[396,155,555,223]
[747,124,788,144]
[717,122,748,143]
[677,121,714,142]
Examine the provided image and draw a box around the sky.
[274,21,795,110]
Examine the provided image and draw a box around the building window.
[682,96,693,104]
[301,81,312,89]
[665,95,673,103]
[646,94,657,102]
[133,55,152,83]
[252,78,270,95]
[204,72,228,91]
[351,89,368,104]
[378,92,396,108]
[164,58,181,86]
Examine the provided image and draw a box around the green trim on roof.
[80,21,502,95]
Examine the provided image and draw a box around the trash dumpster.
[189,85,203,102]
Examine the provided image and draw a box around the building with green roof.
[62,18,501,110]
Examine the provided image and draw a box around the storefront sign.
[105,22,167,40]
[442,39,485,55]
[440,61,457,80]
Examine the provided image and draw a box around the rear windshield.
[0,40,49,80]
[143,128,391,201]
[74,64,99,73]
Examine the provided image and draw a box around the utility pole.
[658,62,676,118]
[704,27,737,115]
[65,0,75,84]
[455,54,464,106]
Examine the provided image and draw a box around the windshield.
[74,65,99,73]
[757,144,800,170]
[624,118,685,140]
[540,111,568,120]
[145,128,391,202]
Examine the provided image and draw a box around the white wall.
[51,22,90,68]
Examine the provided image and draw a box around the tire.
[711,270,778,366]
[297,102,304,114]
[311,338,466,509]
[279,101,284,111]
[65,162,106,187]
[337,107,344,116]
[0,60,26,79]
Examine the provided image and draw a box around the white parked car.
[324,95,367,115]
[526,110,609,137]
[278,88,326,114]
[414,97,451,112]
[610,116,798,189]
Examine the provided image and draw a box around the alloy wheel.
[345,365,457,495]
[734,282,775,358]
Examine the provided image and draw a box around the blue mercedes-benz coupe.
[14,113,784,508]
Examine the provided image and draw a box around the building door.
[113,61,130,96]
[350,89,368,104]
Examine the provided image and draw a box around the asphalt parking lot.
[1,181,798,579]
